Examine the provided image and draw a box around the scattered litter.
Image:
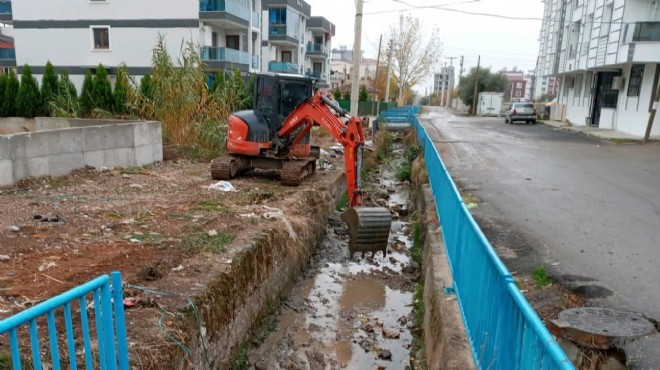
[10,225,20,233]
[382,326,400,339]
[378,349,392,360]
[0,255,10,262]
[444,296,457,302]
[320,149,330,156]
[466,202,478,209]
[239,213,257,218]
[123,297,158,308]
[34,214,62,223]
[130,184,144,189]
[171,265,184,272]
[330,146,344,155]
[121,174,131,179]
[207,181,235,192]
[129,238,141,243]
[551,262,560,266]
[262,206,297,240]
[208,229,218,237]
[38,262,57,272]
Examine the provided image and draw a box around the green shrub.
[343,91,351,101]
[79,70,95,116]
[533,265,552,288]
[92,64,113,112]
[244,73,256,109]
[333,87,341,100]
[41,61,59,115]
[113,65,130,115]
[211,70,225,92]
[50,69,80,118]
[359,85,368,101]
[140,73,154,100]
[2,71,19,117]
[16,65,42,118]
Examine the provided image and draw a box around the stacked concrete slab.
[0,119,162,187]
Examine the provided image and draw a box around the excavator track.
[210,156,247,180]
[341,206,392,258]
[280,159,316,186]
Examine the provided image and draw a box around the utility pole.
[459,55,464,78]
[446,56,457,108]
[471,55,480,115]
[644,83,660,142]
[440,63,446,108]
[349,0,364,117]
[374,35,383,115]
[384,38,393,105]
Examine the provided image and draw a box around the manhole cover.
[548,307,656,349]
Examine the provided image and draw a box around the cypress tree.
[359,85,368,102]
[59,69,78,100]
[140,74,154,100]
[333,87,341,100]
[2,71,19,117]
[79,69,95,116]
[92,64,113,111]
[113,66,129,115]
[41,61,59,115]
[16,65,42,118]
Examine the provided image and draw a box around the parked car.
[505,102,537,124]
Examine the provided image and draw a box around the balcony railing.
[0,1,11,14]
[269,24,287,36]
[624,22,660,43]
[0,48,15,60]
[251,54,260,70]
[199,0,250,22]
[306,43,328,54]
[269,61,300,74]
[252,11,259,28]
[306,71,328,81]
[201,47,250,65]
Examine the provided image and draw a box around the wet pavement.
[248,143,419,370]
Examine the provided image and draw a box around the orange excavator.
[210,72,391,257]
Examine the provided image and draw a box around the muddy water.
[248,145,418,370]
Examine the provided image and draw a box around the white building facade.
[304,16,334,89]
[261,0,309,76]
[535,0,660,136]
[4,0,261,89]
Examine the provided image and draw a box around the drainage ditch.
[245,135,423,369]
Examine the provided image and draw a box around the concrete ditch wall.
[0,119,162,187]
[414,178,475,369]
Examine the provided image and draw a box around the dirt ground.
[0,128,346,367]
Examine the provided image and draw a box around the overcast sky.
[307,0,544,94]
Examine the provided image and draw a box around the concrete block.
[83,124,134,152]
[0,159,13,187]
[134,143,163,167]
[133,121,162,146]
[13,156,50,180]
[84,148,136,169]
[11,129,84,159]
[0,136,11,160]
[0,117,36,134]
[48,152,85,177]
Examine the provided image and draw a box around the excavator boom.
[277,92,392,257]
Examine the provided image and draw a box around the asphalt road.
[421,107,660,320]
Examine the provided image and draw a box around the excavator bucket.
[341,206,392,258]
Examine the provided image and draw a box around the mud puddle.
[248,144,418,370]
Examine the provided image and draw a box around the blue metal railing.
[199,0,250,22]
[201,46,250,65]
[0,48,15,60]
[306,71,328,81]
[269,61,299,74]
[0,1,11,14]
[382,107,575,370]
[0,272,129,370]
[306,43,328,54]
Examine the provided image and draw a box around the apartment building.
[329,46,376,92]
[502,70,527,101]
[304,16,334,88]
[261,0,309,76]
[535,0,660,136]
[0,0,15,74]
[3,0,261,89]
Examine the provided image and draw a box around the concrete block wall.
[0,119,162,187]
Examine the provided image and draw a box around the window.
[575,74,583,96]
[627,64,644,97]
[269,8,286,24]
[91,27,110,50]
[226,35,240,50]
[516,81,523,88]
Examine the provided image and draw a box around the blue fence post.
[112,271,130,370]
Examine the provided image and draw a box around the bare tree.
[382,15,442,106]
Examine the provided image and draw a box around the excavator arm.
[278,92,366,207]
[277,92,391,258]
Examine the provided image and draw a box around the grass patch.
[182,231,235,254]
[533,264,552,288]
[374,130,393,161]
[195,199,233,213]
[232,345,250,370]
[396,143,422,182]
[411,214,423,266]
[0,353,11,370]
[413,282,425,328]
[336,193,349,211]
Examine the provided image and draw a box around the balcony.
[306,43,328,58]
[0,0,11,21]
[251,54,260,70]
[0,47,15,60]
[268,24,300,45]
[201,47,250,65]
[269,61,300,74]
[306,71,328,81]
[624,22,660,43]
[199,0,250,23]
